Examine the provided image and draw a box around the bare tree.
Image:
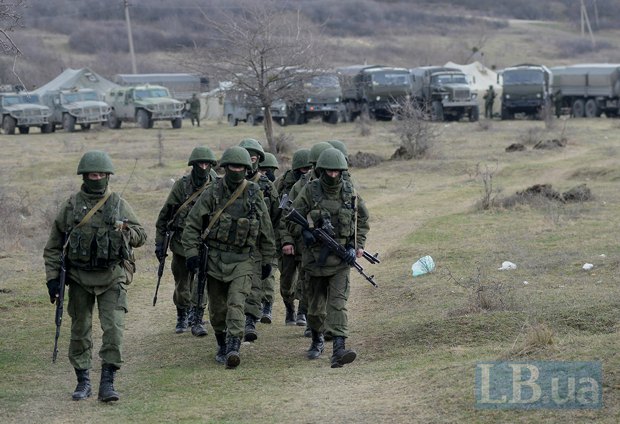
[186,1,323,153]
[390,98,438,160]
[0,0,26,85]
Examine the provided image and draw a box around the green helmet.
[77,150,115,175]
[188,146,217,166]
[326,140,348,159]
[220,146,252,169]
[259,152,279,169]
[238,138,265,162]
[309,142,333,165]
[316,148,348,171]
[292,148,311,171]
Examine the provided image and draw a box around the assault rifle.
[193,241,209,321]
[279,195,379,288]
[153,229,174,306]
[52,233,68,363]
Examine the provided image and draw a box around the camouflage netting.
[502,183,593,208]
[349,151,383,168]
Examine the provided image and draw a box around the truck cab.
[1,92,52,134]
[498,64,551,119]
[40,88,111,132]
[106,84,184,129]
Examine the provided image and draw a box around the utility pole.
[580,0,596,47]
[124,0,138,74]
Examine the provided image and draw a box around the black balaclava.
[320,170,341,191]
[225,166,247,187]
[263,169,276,182]
[191,163,210,187]
[82,175,108,194]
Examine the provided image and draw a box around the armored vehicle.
[337,65,413,121]
[498,64,551,120]
[550,64,620,118]
[1,92,53,134]
[223,90,264,126]
[410,67,479,122]
[39,88,110,132]
[105,84,184,129]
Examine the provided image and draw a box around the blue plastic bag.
[412,255,435,277]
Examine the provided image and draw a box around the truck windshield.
[62,91,100,103]
[135,88,170,99]
[431,74,468,85]
[503,70,544,85]
[307,75,340,89]
[2,94,40,106]
[371,72,410,86]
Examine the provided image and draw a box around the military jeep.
[105,84,184,129]
[1,92,53,134]
[39,88,111,132]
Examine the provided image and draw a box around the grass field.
[0,115,618,423]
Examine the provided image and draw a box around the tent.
[33,68,119,97]
[444,61,501,113]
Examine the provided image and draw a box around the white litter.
[498,261,517,270]
[582,263,594,270]
[411,255,435,277]
[523,281,529,285]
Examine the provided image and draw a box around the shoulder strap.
[170,182,209,224]
[63,191,112,250]
[201,179,248,240]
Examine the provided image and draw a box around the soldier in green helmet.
[182,146,275,368]
[258,152,279,182]
[189,93,201,127]
[274,148,311,325]
[238,138,281,340]
[154,146,218,336]
[286,148,370,368]
[43,150,147,401]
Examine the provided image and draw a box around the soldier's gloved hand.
[186,256,200,274]
[301,229,316,247]
[261,264,272,280]
[46,279,61,304]
[155,243,165,261]
[343,247,356,266]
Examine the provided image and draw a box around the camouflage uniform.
[43,150,147,401]
[483,86,496,119]
[189,94,201,127]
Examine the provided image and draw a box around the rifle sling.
[201,179,248,240]
[62,191,113,251]
[169,183,209,225]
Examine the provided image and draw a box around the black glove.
[186,256,200,274]
[155,243,165,261]
[46,279,60,304]
[301,229,316,247]
[343,247,356,266]
[261,264,272,280]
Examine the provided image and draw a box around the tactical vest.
[206,178,262,254]
[66,192,130,270]
[307,179,356,245]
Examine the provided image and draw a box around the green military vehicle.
[39,88,110,132]
[1,92,53,134]
[285,73,345,125]
[105,84,184,129]
[410,66,479,122]
[337,65,413,121]
[498,64,551,120]
[550,64,620,118]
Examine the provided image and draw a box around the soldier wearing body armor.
[43,151,147,401]
[258,152,279,182]
[154,146,218,336]
[182,146,275,368]
[287,148,370,368]
[239,138,281,342]
[275,148,311,325]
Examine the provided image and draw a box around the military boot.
[191,307,208,337]
[187,307,195,326]
[225,336,241,369]
[307,330,325,360]
[215,333,227,365]
[243,314,258,342]
[330,336,356,368]
[72,368,92,401]
[98,364,120,402]
[304,325,312,338]
[284,301,296,326]
[175,307,189,333]
[260,302,273,324]
[296,307,307,326]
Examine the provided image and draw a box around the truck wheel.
[468,106,479,122]
[2,116,16,134]
[108,111,122,129]
[246,114,256,126]
[227,114,238,127]
[63,114,76,132]
[18,126,30,134]
[500,106,512,120]
[361,103,371,120]
[431,101,444,121]
[277,117,288,127]
[327,111,339,124]
[41,123,53,134]
[80,123,91,131]
[571,99,585,118]
[584,99,599,118]
[171,117,182,129]
[137,109,150,129]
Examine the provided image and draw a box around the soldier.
[286,148,369,368]
[43,150,147,401]
[275,148,311,325]
[258,152,279,182]
[483,85,496,119]
[154,146,218,336]
[238,138,280,340]
[189,93,201,127]
[554,89,563,118]
[182,146,275,368]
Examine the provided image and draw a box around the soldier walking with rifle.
[43,151,146,401]
[154,146,218,336]
[182,147,275,369]
[285,148,371,368]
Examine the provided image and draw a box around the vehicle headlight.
[335,97,340,102]
[376,96,381,101]
[471,93,478,99]
[307,98,312,103]
[12,110,22,117]
[280,106,285,111]
[146,105,156,111]
[444,94,449,101]
[505,94,511,99]
[70,108,81,115]
[536,93,541,98]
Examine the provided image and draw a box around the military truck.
[39,88,111,132]
[1,92,53,134]
[550,64,620,118]
[285,73,345,125]
[223,90,264,126]
[105,84,184,129]
[337,65,413,121]
[497,64,551,120]
[410,66,479,122]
